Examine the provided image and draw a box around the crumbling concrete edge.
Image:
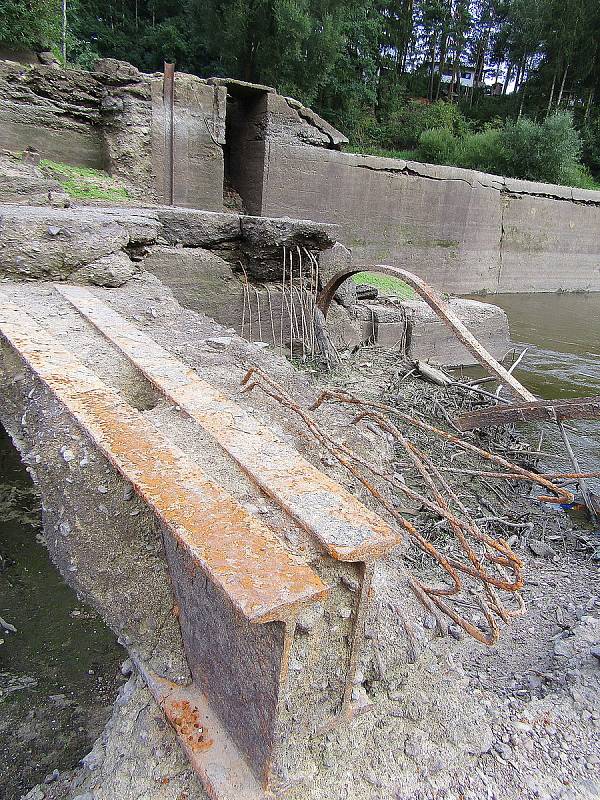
[350,154,600,206]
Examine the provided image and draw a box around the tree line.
[1,1,599,184]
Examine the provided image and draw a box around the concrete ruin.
[0,199,509,798]
[1,57,599,294]
[0,273,447,799]
[1,56,598,800]
[0,203,510,365]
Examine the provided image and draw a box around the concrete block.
[403,298,510,366]
[504,177,573,200]
[150,73,226,210]
[259,144,600,296]
[143,245,235,321]
[155,207,241,246]
[499,194,600,292]
[0,205,158,281]
[571,187,600,203]
[319,242,356,307]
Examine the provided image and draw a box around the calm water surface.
[474,293,600,494]
[489,293,600,401]
[0,426,124,799]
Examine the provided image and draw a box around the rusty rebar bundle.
[240,246,321,360]
[241,367,575,646]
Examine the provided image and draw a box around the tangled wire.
[241,366,575,645]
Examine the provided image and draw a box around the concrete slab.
[0,291,326,623]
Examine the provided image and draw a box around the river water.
[0,426,124,799]
[473,292,600,496]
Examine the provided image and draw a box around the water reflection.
[469,292,600,496]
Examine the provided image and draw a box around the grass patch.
[572,171,600,191]
[40,159,130,201]
[352,271,416,299]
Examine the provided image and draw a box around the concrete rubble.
[0,54,597,800]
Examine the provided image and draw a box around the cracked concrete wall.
[151,72,227,210]
[0,59,226,207]
[217,82,348,215]
[259,147,600,294]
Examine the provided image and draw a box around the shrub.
[417,128,459,165]
[347,112,387,150]
[383,101,469,150]
[581,116,600,178]
[414,112,586,187]
[422,101,470,138]
[456,128,503,173]
[498,113,583,185]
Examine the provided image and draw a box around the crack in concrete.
[497,197,507,290]
[354,162,475,187]
[502,188,600,207]
[353,160,600,205]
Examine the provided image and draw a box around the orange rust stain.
[26,361,325,617]
[164,699,214,753]
[56,290,400,561]
[0,303,330,621]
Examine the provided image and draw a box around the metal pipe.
[163,62,175,206]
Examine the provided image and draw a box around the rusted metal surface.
[163,62,175,206]
[137,660,268,800]
[340,562,374,714]
[319,265,597,520]
[242,375,582,644]
[455,395,600,431]
[310,390,573,505]
[0,293,326,625]
[317,265,536,403]
[162,527,293,783]
[56,284,401,562]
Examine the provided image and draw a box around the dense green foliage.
[416,112,593,186]
[1,0,599,186]
[0,0,60,50]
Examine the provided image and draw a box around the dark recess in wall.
[224,86,267,215]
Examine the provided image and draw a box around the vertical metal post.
[163,62,175,206]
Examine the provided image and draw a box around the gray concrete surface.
[2,57,598,295]
[258,148,600,294]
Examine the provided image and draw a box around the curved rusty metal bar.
[316,265,536,403]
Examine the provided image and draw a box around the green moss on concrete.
[40,160,130,201]
[395,223,459,249]
[504,225,549,251]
